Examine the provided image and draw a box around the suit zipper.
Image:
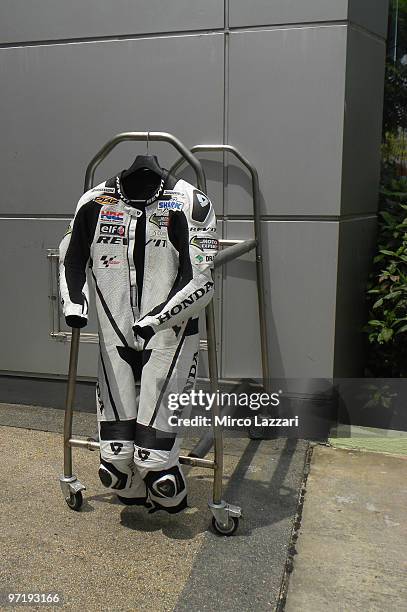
[127,217,139,321]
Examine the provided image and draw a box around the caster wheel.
[211,516,239,536]
[65,491,83,511]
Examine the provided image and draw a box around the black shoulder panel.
[165,172,178,190]
[191,189,211,223]
[105,176,117,189]
[82,200,102,241]
[64,200,102,306]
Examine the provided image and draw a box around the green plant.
[365,173,407,376]
[364,1,407,376]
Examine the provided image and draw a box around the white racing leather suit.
[59,170,218,512]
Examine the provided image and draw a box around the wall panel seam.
[0,28,225,49]
[0,19,386,50]
[219,214,378,222]
[229,21,385,41]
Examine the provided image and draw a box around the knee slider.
[98,459,131,491]
[144,465,186,500]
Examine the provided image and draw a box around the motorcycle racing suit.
[59,170,218,512]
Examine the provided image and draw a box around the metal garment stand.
[170,144,271,392]
[59,132,241,534]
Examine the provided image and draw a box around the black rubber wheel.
[211,516,239,536]
[65,491,83,511]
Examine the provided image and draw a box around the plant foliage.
[364,1,407,376]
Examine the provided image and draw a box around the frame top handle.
[84,131,206,193]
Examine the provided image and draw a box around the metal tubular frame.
[170,144,271,392]
[60,132,241,530]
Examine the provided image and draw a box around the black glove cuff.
[66,315,87,329]
[135,325,155,341]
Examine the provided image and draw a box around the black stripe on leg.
[134,423,176,451]
[100,352,120,422]
[100,419,137,440]
[185,317,199,336]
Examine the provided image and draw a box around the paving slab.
[284,445,407,612]
[175,439,307,612]
[0,404,308,611]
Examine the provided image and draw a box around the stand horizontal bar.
[214,239,257,268]
[68,438,215,469]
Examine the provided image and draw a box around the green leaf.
[367,320,384,327]
[380,211,397,225]
[395,324,407,335]
[373,298,384,309]
[379,328,394,343]
[394,317,407,324]
[383,291,402,300]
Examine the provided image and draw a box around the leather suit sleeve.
[59,198,99,328]
[135,194,218,335]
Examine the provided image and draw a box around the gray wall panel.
[222,220,338,379]
[334,217,377,376]
[228,26,347,217]
[0,0,224,44]
[229,0,348,29]
[348,0,390,39]
[176,153,224,217]
[0,219,98,378]
[0,34,224,216]
[229,0,388,37]
[341,27,386,215]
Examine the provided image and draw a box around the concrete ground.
[0,403,307,611]
[284,445,407,612]
[3,402,406,612]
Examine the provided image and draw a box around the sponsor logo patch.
[192,189,211,223]
[189,236,219,251]
[100,210,124,223]
[163,190,183,196]
[157,200,183,211]
[145,238,167,247]
[96,236,127,245]
[110,442,123,455]
[95,196,119,205]
[195,253,216,264]
[183,351,199,393]
[189,226,216,233]
[100,223,125,236]
[98,255,122,268]
[137,449,150,461]
[92,187,116,194]
[156,281,214,326]
[149,212,169,229]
